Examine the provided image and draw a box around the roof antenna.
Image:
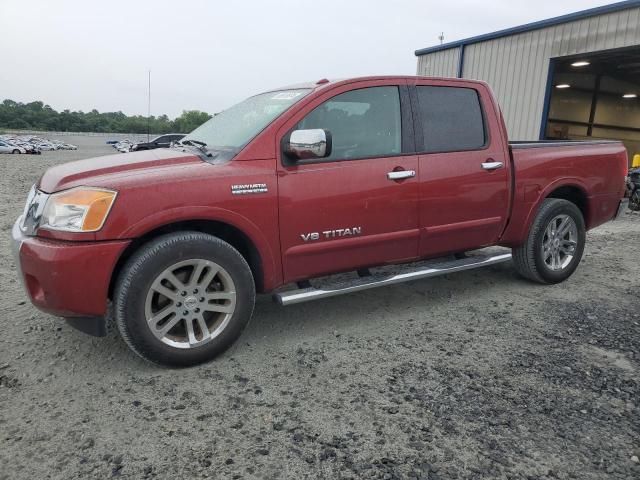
[438,32,445,45]
[147,70,151,143]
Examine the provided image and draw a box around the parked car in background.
[1,138,37,154]
[130,134,185,151]
[11,76,628,367]
[14,143,41,155]
[0,135,77,153]
[0,141,26,154]
[35,143,56,151]
[113,140,134,153]
[58,142,78,150]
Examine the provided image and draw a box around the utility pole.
[147,70,151,142]
[438,32,445,45]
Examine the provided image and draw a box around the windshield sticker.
[271,92,303,100]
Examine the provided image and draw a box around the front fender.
[115,205,281,291]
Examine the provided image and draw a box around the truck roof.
[270,75,486,93]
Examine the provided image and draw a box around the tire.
[12,149,20,154]
[512,198,586,284]
[630,189,640,212]
[114,232,256,367]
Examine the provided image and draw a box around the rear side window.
[416,86,486,153]
[297,86,401,161]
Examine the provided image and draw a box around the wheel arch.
[544,183,590,228]
[108,219,268,299]
[500,180,591,246]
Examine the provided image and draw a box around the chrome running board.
[273,250,512,306]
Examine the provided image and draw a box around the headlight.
[41,187,117,232]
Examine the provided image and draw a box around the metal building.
[415,0,640,162]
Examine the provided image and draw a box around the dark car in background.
[130,133,185,151]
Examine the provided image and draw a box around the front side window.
[416,86,486,153]
[297,86,401,161]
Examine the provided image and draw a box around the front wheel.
[512,198,586,284]
[12,149,20,154]
[114,232,256,367]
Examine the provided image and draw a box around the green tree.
[0,99,212,134]
[172,110,212,133]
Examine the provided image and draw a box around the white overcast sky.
[0,0,614,118]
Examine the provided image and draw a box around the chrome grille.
[20,186,49,236]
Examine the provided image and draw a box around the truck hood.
[38,148,202,193]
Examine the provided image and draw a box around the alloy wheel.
[541,214,578,271]
[144,259,237,349]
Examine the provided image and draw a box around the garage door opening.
[543,46,640,166]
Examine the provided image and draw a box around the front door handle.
[481,161,504,171]
[387,170,416,180]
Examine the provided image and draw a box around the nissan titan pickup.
[12,76,629,366]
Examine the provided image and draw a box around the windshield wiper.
[182,139,207,147]
[176,139,213,157]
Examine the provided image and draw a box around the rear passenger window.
[297,86,401,161]
[416,86,486,153]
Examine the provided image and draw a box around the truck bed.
[499,139,628,246]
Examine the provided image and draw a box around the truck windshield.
[181,88,311,156]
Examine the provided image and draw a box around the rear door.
[276,81,420,282]
[410,80,510,257]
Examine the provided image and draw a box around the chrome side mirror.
[285,129,332,160]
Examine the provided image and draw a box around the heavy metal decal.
[231,183,268,195]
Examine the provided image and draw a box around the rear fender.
[500,178,590,246]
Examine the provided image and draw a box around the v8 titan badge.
[301,227,362,242]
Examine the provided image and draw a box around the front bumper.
[11,217,130,321]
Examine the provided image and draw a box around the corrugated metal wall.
[416,7,640,140]
[416,48,460,78]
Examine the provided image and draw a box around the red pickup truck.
[12,76,628,367]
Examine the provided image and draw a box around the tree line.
[0,99,212,134]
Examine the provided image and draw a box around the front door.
[277,83,420,282]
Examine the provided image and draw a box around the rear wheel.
[114,232,255,367]
[512,199,586,284]
[12,149,20,154]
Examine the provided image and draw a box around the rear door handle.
[387,170,416,180]
[481,161,504,171]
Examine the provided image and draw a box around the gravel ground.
[0,136,639,480]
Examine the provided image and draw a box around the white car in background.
[59,143,78,150]
[0,141,26,154]
[114,140,133,153]
[0,134,77,153]
[34,143,56,151]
